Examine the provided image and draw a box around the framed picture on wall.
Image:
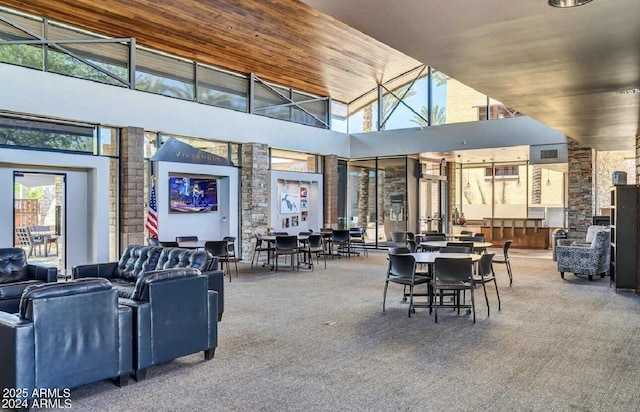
[300,186,308,199]
[292,215,299,226]
[280,193,300,213]
[301,211,308,221]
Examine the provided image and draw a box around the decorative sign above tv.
[150,137,234,166]
[169,176,218,213]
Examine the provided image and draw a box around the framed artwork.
[280,193,300,213]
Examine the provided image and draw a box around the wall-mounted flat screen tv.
[169,176,218,213]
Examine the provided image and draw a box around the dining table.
[419,240,492,253]
[177,240,208,249]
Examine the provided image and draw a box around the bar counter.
[479,217,549,249]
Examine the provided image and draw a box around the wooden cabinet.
[609,185,638,291]
[480,217,550,249]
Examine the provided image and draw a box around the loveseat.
[0,247,57,313]
[73,245,223,381]
[0,278,132,406]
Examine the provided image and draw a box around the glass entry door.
[419,177,443,233]
[13,171,66,270]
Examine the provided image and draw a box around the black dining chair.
[422,234,446,251]
[251,233,270,268]
[331,229,351,258]
[298,233,326,270]
[349,227,368,257]
[383,253,429,317]
[492,240,513,287]
[222,236,238,276]
[204,240,233,281]
[446,241,474,253]
[472,253,500,316]
[274,235,299,272]
[430,257,476,323]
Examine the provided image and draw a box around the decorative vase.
[457,213,466,226]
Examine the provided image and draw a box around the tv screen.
[169,176,218,213]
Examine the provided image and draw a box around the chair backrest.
[460,230,474,236]
[388,253,416,278]
[434,257,473,282]
[159,241,179,247]
[272,231,289,236]
[424,234,445,242]
[307,234,323,248]
[388,246,410,254]
[349,227,366,238]
[298,231,312,236]
[332,229,350,242]
[176,235,198,242]
[446,241,473,253]
[406,232,415,241]
[407,239,418,253]
[254,233,265,247]
[0,247,28,283]
[585,225,609,243]
[440,246,469,254]
[275,235,298,251]
[147,238,159,246]
[471,234,486,242]
[15,226,32,246]
[502,240,513,259]
[204,240,229,257]
[478,253,495,276]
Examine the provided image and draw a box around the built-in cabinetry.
[609,185,637,291]
[480,217,550,249]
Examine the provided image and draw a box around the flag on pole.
[146,179,159,239]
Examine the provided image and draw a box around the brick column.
[240,143,269,261]
[323,155,338,229]
[567,137,595,238]
[120,127,145,251]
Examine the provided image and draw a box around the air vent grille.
[540,149,558,159]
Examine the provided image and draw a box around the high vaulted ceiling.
[1,0,638,151]
[0,0,421,106]
[304,0,640,150]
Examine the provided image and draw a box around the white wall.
[0,64,351,157]
[155,161,239,244]
[0,149,110,266]
[270,171,323,233]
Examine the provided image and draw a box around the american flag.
[146,180,159,239]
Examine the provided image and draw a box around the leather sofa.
[0,247,57,313]
[0,278,132,405]
[73,245,222,381]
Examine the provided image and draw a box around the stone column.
[120,127,145,251]
[567,137,595,238]
[323,155,338,229]
[240,142,269,261]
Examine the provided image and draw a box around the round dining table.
[419,240,492,252]
[407,251,482,264]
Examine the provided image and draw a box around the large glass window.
[347,159,377,241]
[136,48,194,100]
[0,115,95,153]
[435,71,487,125]
[381,67,429,131]
[330,100,348,133]
[378,158,407,243]
[196,65,247,111]
[160,133,236,164]
[271,149,320,173]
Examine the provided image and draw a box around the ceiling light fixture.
[548,0,593,8]
[618,88,640,95]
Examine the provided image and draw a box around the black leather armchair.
[73,246,220,381]
[0,247,57,313]
[0,278,132,405]
[118,267,217,381]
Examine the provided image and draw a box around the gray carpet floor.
[33,248,640,411]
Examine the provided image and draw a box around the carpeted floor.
[33,248,640,411]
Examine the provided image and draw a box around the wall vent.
[540,149,558,159]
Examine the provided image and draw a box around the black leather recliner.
[0,247,57,313]
[0,278,132,405]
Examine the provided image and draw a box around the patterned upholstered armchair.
[557,225,609,248]
[557,229,610,281]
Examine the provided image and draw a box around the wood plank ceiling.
[0,0,423,105]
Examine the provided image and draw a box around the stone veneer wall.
[323,155,338,229]
[567,137,595,238]
[119,127,145,251]
[240,143,269,261]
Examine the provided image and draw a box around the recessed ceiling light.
[548,0,594,8]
